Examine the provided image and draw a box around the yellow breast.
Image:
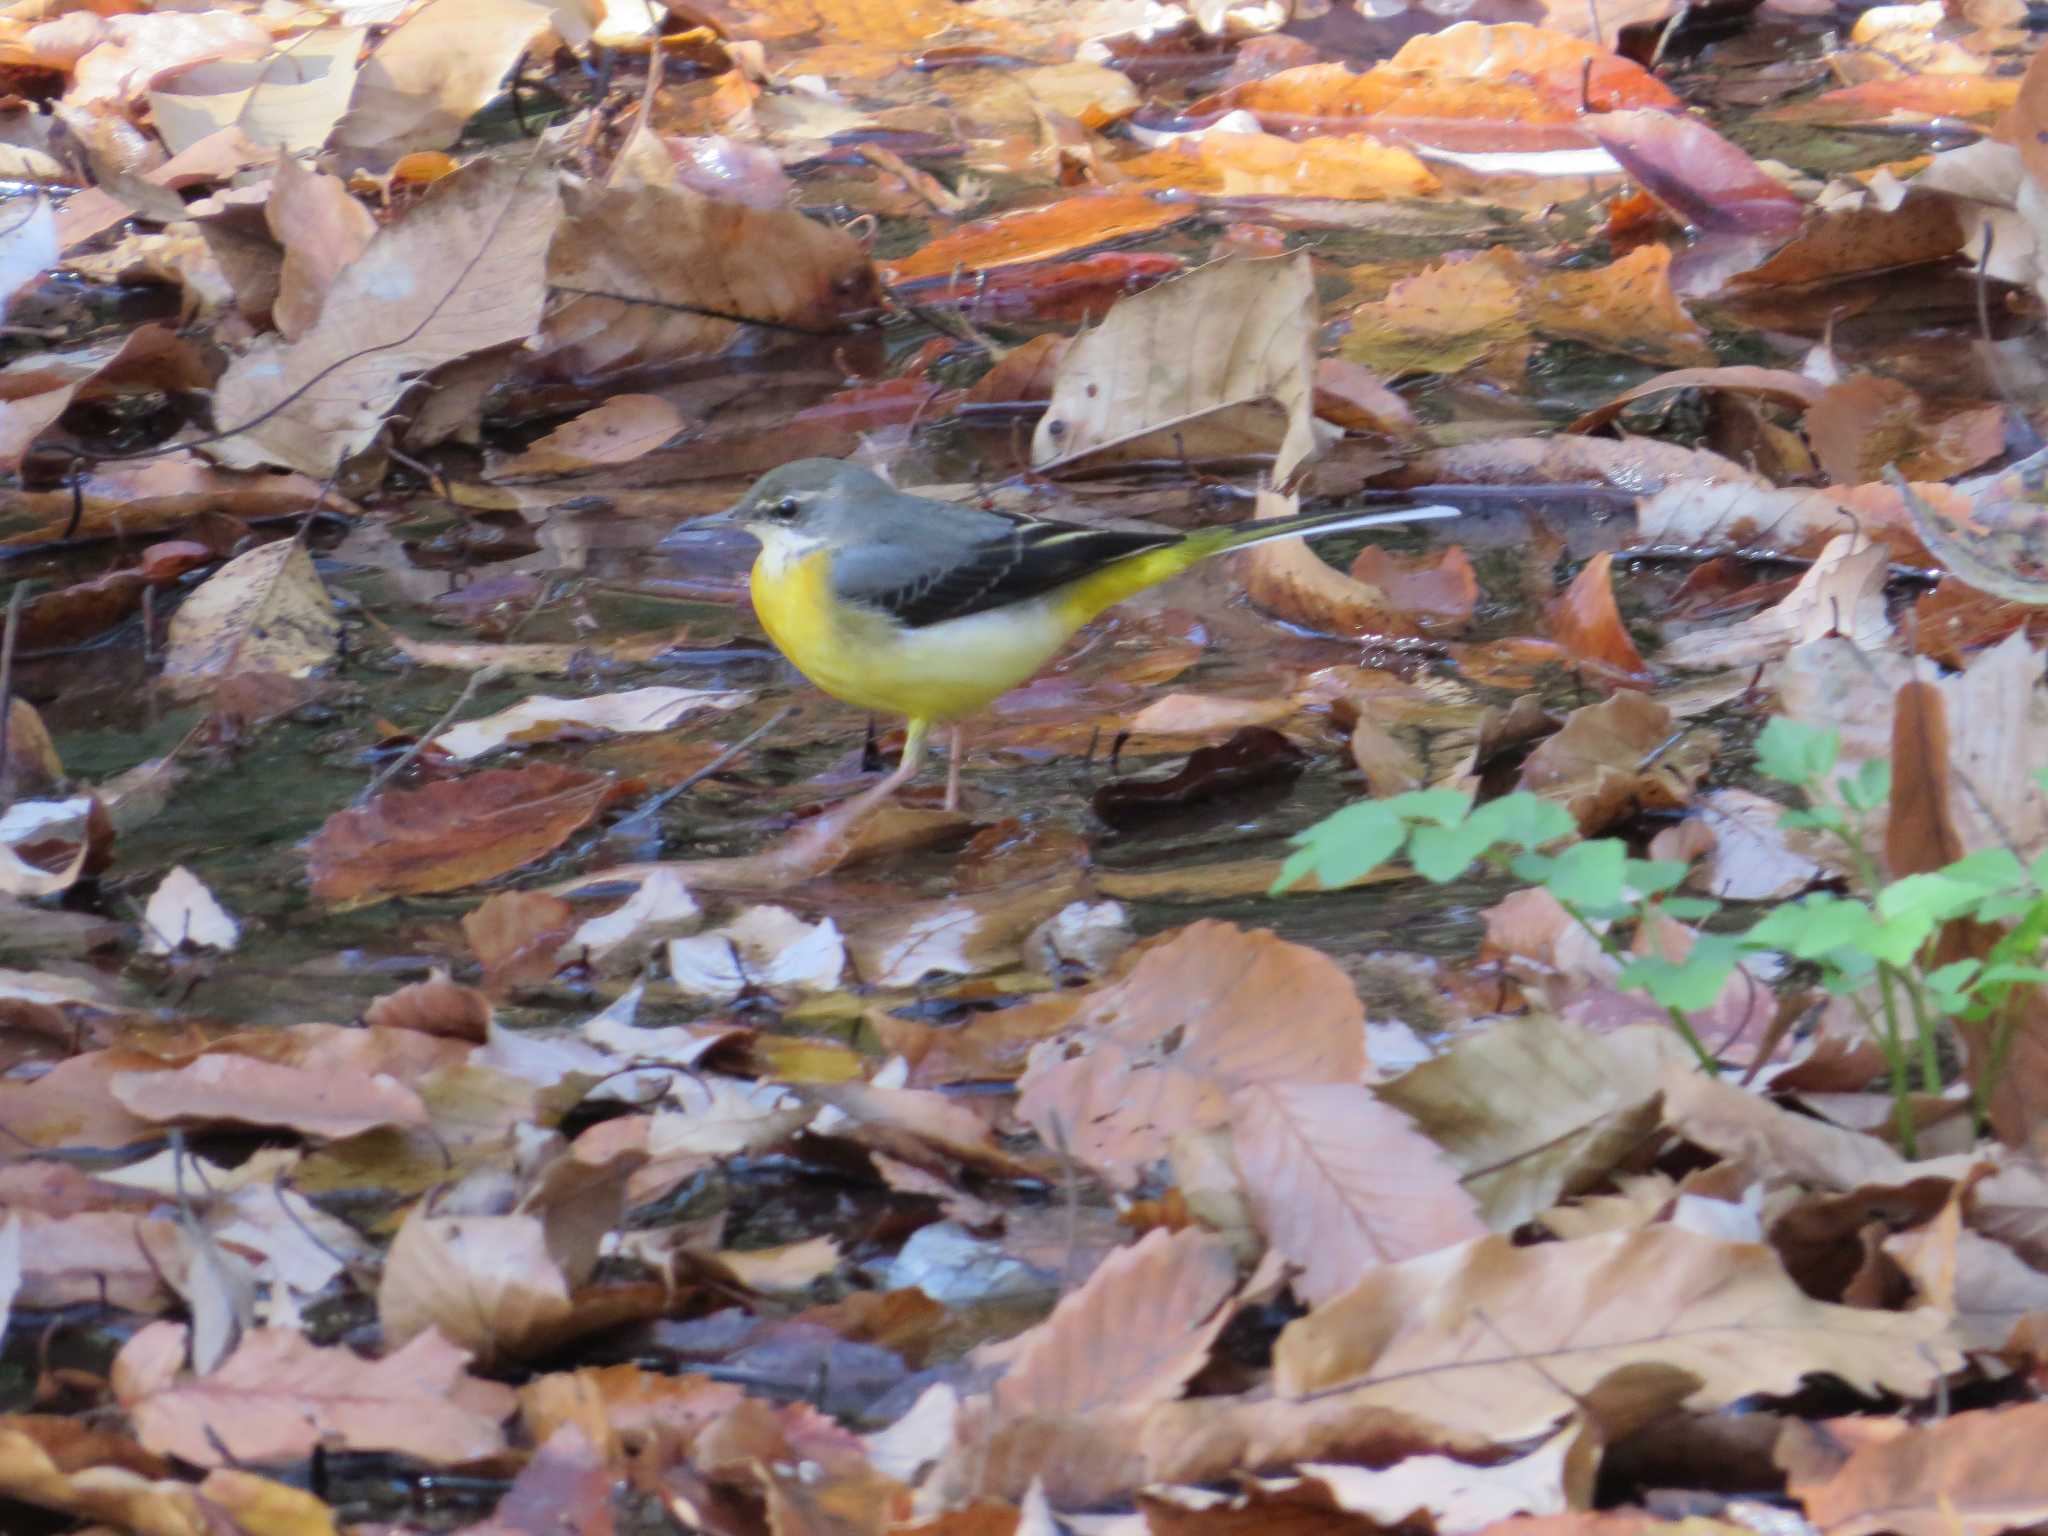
[749,543,1088,722]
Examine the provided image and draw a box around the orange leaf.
[880,190,1190,285]
[1549,551,1647,677]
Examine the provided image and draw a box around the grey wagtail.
[702,459,1458,813]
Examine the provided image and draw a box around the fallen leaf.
[1032,254,1318,481]
[160,538,338,701]
[541,177,877,379]
[117,1322,515,1466]
[305,763,613,909]
[1275,1227,1960,1442]
[1238,486,1416,638]
[1017,921,1365,1187]
[1661,534,1891,668]
[1549,551,1648,677]
[433,685,748,761]
[332,0,565,156]
[1378,1018,1693,1229]
[1587,109,1805,233]
[1518,691,1709,833]
[1230,1081,1487,1303]
[1568,366,1825,436]
[141,865,239,955]
[110,1051,428,1139]
[150,25,366,158]
[1781,1404,2048,1536]
[880,190,1190,285]
[209,156,564,474]
[1805,374,2006,485]
[267,153,378,339]
[380,1210,574,1363]
[493,394,689,476]
[994,1227,1240,1419]
[1117,130,1439,200]
[1342,245,1711,378]
[668,905,845,1001]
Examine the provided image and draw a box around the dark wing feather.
[833,515,1179,628]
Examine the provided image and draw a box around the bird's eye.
[773,495,801,518]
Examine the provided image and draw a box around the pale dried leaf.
[993,1227,1240,1418]
[160,540,338,700]
[435,685,748,761]
[118,1323,514,1466]
[379,1210,573,1363]
[210,156,563,473]
[1377,1018,1693,1229]
[1275,1228,1959,1442]
[141,865,240,955]
[1230,1081,1486,1303]
[1661,535,1890,669]
[1032,254,1319,481]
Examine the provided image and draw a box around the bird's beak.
[658,503,754,556]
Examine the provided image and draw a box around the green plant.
[1275,719,2048,1155]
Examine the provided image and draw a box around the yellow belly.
[750,547,1079,721]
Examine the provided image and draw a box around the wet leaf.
[305,763,614,909]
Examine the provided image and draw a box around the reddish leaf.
[305,764,613,910]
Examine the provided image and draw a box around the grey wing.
[831,508,1178,628]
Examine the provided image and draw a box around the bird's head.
[722,459,888,555]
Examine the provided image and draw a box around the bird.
[698,458,1458,817]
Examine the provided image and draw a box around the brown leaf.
[1348,543,1478,630]
[1117,131,1439,201]
[305,763,613,909]
[464,889,577,990]
[379,1210,574,1364]
[1728,197,1966,288]
[1343,246,1711,378]
[1781,1404,2048,1536]
[1230,1082,1486,1303]
[1549,551,1648,678]
[109,1051,429,1139]
[1518,691,1709,834]
[210,157,564,474]
[1887,680,1967,879]
[1016,921,1365,1187]
[1587,109,1805,233]
[1662,534,1891,668]
[994,1227,1240,1419]
[1567,365,1824,436]
[1805,375,2006,485]
[541,178,877,379]
[1275,1228,1960,1443]
[466,1422,615,1536]
[1032,255,1318,481]
[116,1322,515,1466]
[267,154,376,339]
[1378,1017,1693,1230]
[363,973,493,1041]
[1239,487,1416,639]
[331,0,563,156]
[492,395,688,477]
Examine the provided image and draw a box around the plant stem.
[1866,974,1919,1158]
[1555,895,1718,1072]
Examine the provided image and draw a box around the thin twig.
[356,665,501,806]
[566,703,794,861]
[0,579,29,809]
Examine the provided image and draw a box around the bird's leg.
[945,724,964,813]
